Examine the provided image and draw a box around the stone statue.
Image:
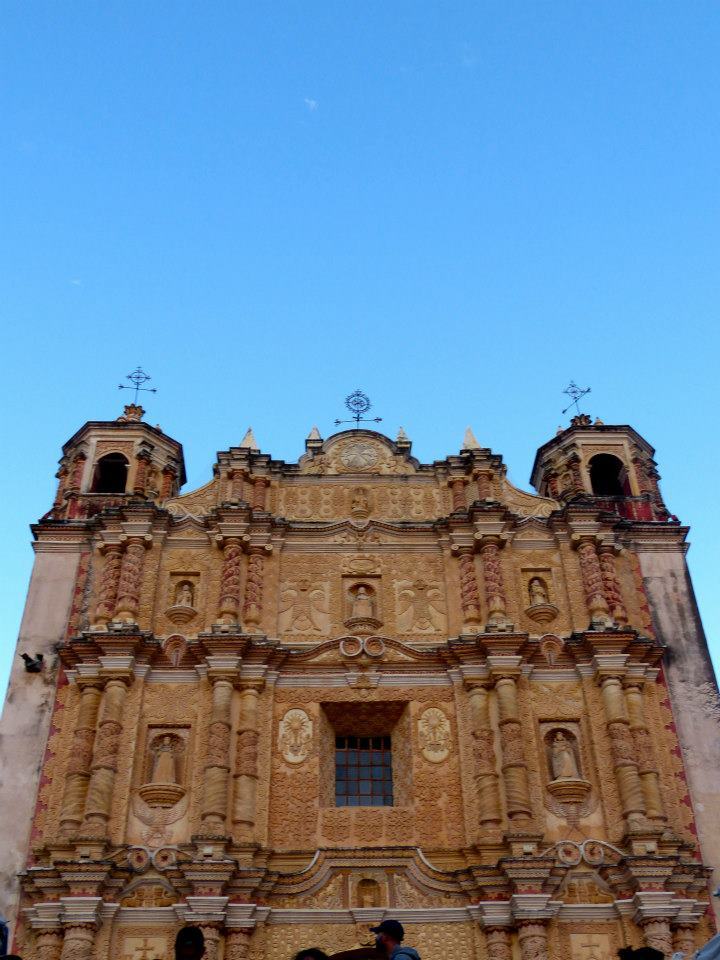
[351,585,374,619]
[529,577,549,606]
[550,732,579,780]
[151,736,177,784]
[175,581,194,607]
[351,487,371,518]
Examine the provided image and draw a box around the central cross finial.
[118,366,157,405]
[562,380,591,417]
[334,390,382,429]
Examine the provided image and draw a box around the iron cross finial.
[562,381,591,417]
[334,390,383,430]
[118,366,158,405]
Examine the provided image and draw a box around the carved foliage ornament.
[418,707,452,763]
[278,708,313,764]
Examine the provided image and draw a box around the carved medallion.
[278,708,313,764]
[417,707,452,763]
[341,442,379,471]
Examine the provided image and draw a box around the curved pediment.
[298,430,420,476]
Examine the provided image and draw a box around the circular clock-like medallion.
[341,442,379,470]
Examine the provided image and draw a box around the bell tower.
[530,413,669,521]
[49,403,186,520]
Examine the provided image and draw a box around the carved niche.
[278,708,313,764]
[344,580,383,635]
[396,579,447,634]
[165,572,200,624]
[138,729,188,807]
[523,568,559,626]
[417,707,452,763]
[540,722,592,817]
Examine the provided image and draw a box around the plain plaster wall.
[638,547,720,919]
[0,547,81,936]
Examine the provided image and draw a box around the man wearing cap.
[370,920,421,960]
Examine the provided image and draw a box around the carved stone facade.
[1,413,719,960]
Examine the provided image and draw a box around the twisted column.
[232,686,261,841]
[484,929,512,960]
[217,537,243,625]
[598,544,628,625]
[575,537,612,628]
[598,675,645,825]
[473,468,494,501]
[478,537,511,630]
[225,930,252,960]
[133,451,151,496]
[672,925,697,958]
[81,676,131,837]
[160,464,177,500]
[567,454,584,495]
[449,477,467,511]
[624,681,665,822]
[35,929,63,960]
[58,680,103,836]
[228,469,248,503]
[201,677,234,835]
[92,543,124,628]
[243,547,268,629]
[517,922,548,960]
[251,476,269,511]
[52,466,69,516]
[467,684,502,826]
[69,453,87,492]
[59,925,95,960]
[114,534,150,622]
[495,676,532,821]
[641,918,672,957]
[454,548,482,627]
[197,925,222,960]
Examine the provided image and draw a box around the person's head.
[370,920,405,954]
[293,949,328,960]
[174,926,205,960]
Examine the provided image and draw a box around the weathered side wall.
[0,547,81,936]
[638,547,720,918]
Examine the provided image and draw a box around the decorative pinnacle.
[463,427,480,450]
[396,426,409,442]
[307,425,322,441]
[334,390,382,429]
[240,427,259,451]
[118,366,157,405]
[562,381,591,417]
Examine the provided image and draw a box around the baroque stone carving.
[418,707,452,763]
[396,579,447,633]
[278,578,330,635]
[278,708,313,764]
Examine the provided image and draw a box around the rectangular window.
[335,734,393,807]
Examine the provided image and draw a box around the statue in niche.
[351,486,371,519]
[151,735,178,784]
[528,577,549,606]
[357,878,381,908]
[550,731,580,780]
[174,580,194,607]
[351,584,374,619]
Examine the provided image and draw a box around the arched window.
[91,453,129,493]
[589,454,630,496]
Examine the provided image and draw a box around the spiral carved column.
[495,676,532,821]
[624,681,665,822]
[228,469,248,503]
[641,918,672,957]
[52,466,69,516]
[598,675,645,825]
[160,464,177,500]
[217,537,243,625]
[114,535,150,623]
[58,680,103,836]
[133,450,151,496]
[598,544,628,625]
[473,468,494,501]
[232,686,261,840]
[478,537,511,630]
[197,925,222,960]
[672,925,697,958]
[225,929,253,960]
[517,922,548,960]
[200,677,234,835]
[59,925,95,960]
[69,453,87,492]
[467,684,502,826]
[484,928,512,960]
[575,537,612,628]
[35,929,63,960]
[81,676,131,837]
[243,547,268,629]
[92,543,124,628]
[449,477,467,511]
[454,548,482,627]
[252,476,270,511]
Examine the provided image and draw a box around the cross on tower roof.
[334,390,382,429]
[118,366,157,405]
[562,381,591,417]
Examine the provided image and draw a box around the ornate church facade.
[2,404,720,960]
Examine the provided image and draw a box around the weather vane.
[562,381,591,417]
[118,366,157,405]
[334,390,382,429]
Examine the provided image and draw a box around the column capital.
[488,656,523,680]
[59,896,103,927]
[206,655,242,682]
[118,532,153,548]
[215,532,250,550]
[593,654,630,681]
[98,655,136,683]
[25,902,64,930]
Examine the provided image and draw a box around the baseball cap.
[370,920,404,942]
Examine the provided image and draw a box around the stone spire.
[240,427,259,451]
[306,425,322,441]
[396,426,409,442]
[463,427,480,450]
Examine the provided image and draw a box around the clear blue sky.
[2,2,719,699]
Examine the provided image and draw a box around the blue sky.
[2,2,719,698]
